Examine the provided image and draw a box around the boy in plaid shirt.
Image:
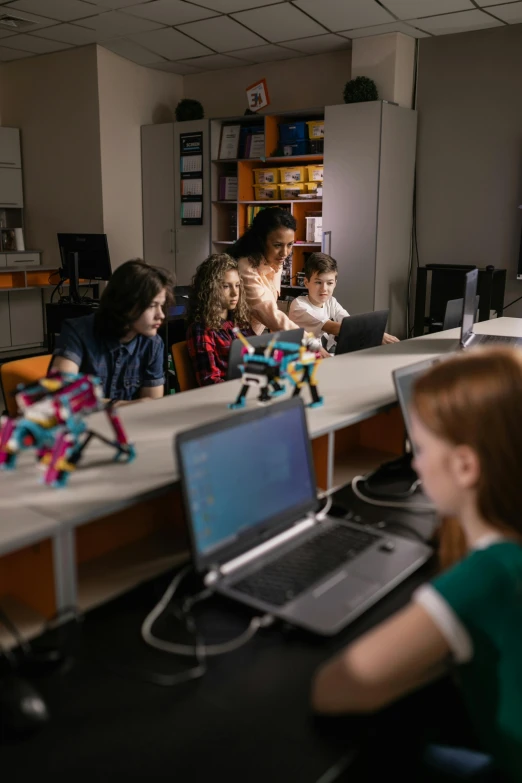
[186,255,253,386]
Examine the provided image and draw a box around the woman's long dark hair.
[95,258,174,339]
[230,207,296,267]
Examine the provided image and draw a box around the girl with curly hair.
[186,254,253,386]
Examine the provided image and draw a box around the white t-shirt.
[289,295,349,352]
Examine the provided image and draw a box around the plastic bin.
[279,166,307,183]
[305,182,319,193]
[282,140,309,157]
[280,183,306,199]
[254,168,279,185]
[254,184,280,200]
[307,120,324,139]
[309,139,324,154]
[307,164,324,182]
[279,121,307,142]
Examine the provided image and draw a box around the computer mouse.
[0,675,49,733]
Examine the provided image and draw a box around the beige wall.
[97,46,183,269]
[184,49,351,117]
[416,25,522,315]
[0,45,103,267]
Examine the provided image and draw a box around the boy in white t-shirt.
[289,253,398,353]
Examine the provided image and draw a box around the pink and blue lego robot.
[229,330,324,410]
[0,371,136,487]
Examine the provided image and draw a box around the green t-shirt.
[420,542,522,780]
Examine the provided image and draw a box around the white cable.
[351,475,435,513]
[141,565,273,658]
[316,494,332,520]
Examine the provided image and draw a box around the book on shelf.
[248,134,265,159]
[219,125,241,159]
[246,203,290,228]
[219,176,238,201]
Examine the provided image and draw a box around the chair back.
[172,341,197,392]
[1,354,52,416]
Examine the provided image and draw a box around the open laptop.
[335,310,389,356]
[460,269,522,348]
[393,359,438,457]
[176,398,431,636]
[226,328,304,381]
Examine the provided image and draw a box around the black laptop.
[226,328,304,381]
[335,310,389,356]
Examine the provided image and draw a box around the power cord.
[141,565,273,659]
[351,475,435,513]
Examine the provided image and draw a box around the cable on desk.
[351,476,435,513]
[141,565,273,658]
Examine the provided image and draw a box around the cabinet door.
[322,102,381,315]
[9,289,44,346]
[173,119,210,286]
[141,123,175,274]
[0,128,21,168]
[0,291,10,348]
[0,168,23,207]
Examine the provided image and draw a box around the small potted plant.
[175,99,204,122]
[343,76,378,104]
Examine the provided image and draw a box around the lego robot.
[229,330,324,410]
[0,371,136,487]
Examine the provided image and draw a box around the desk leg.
[52,529,77,613]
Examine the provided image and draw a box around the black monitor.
[57,233,112,303]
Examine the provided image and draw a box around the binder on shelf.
[219,125,240,160]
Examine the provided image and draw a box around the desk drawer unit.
[5,252,40,267]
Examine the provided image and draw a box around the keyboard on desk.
[231,523,378,607]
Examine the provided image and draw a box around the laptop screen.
[461,269,478,345]
[393,359,437,455]
[177,399,317,569]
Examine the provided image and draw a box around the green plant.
[175,99,204,122]
[343,76,378,104]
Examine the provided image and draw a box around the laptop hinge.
[204,515,316,586]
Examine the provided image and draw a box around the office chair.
[171,341,197,393]
[443,296,480,331]
[0,355,52,416]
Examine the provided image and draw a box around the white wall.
[184,49,352,117]
[97,46,183,269]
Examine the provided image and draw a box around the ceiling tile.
[176,15,265,52]
[381,0,473,19]
[341,21,429,38]
[0,44,32,58]
[75,10,164,35]
[77,0,147,7]
[0,7,58,29]
[31,22,112,43]
[5,0,99,21]
[103,37,168,63]
[150,59,199,73]
[280,33,351,53]
[124,0,220,25]
[185,0,282,12]
[130,26,213,57]
[232,4,325,42]
[0,32,72,51]
[292,0,394,32]
[474,0,520,4]
[412,9,504,34]
[180,52,253,69]
[225,42,300,61]
[0,29,16,38]
[483,2,522,23]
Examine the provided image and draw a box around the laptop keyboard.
[230,524,378,607]
[475,335,521,344]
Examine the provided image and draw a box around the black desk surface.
[2,489,438,781]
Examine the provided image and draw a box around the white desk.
[1,317,520,632]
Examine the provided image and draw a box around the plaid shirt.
[53,314,165,401]
[186,320,254,386]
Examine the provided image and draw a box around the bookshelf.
[210,110,324,286]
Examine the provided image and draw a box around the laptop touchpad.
[313,572,379,609]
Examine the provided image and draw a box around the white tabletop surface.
[1,318,520,530]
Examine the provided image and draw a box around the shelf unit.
[210,110,324,284]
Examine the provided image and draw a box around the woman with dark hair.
[51,259,174,402]
[230,207,300,335]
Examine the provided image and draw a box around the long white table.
[1,318,521,627]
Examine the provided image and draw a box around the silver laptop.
[226,328,304,381]
[176,398,431,636]
[461,269,522,348]
[393,359,438,457]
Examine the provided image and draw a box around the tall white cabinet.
[141,119,210,286]
[322,102,417,337]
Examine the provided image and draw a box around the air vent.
[0,15,39,31]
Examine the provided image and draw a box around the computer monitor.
[57,233,112,304]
